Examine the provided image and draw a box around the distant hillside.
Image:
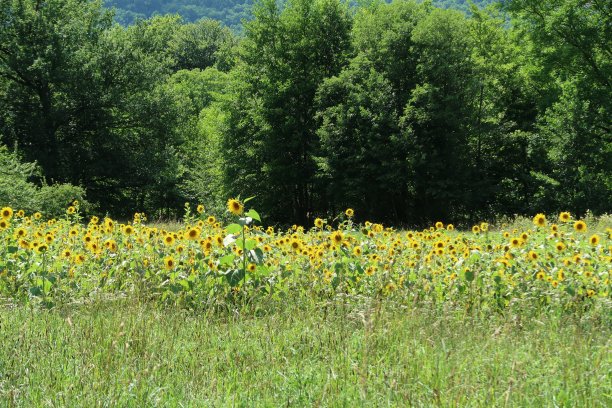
[104,1,500,28]
[104,0,254,30]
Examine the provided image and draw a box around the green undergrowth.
[0,298,610,407]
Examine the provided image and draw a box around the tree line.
[104,1,499,28]
[0,0,610,225]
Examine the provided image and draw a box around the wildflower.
[164,256,176,270]
[435,221,444,229]
[227,198,244,216]
[472,225,480,234]
[163,235,175,246]
[1,207,13,220]
[386,282,397,292]
[67,206,76,215]
[345,208,354,218]
[573,221,587,233]
[314,218,324,228]
[330,231,344,246]
[589,235,600,246]
[186,227,200,241]
[559,212,571,222]
[533,213,546,227]
[196,204,205,214]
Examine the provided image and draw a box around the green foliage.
[0,300,609,405]
[0,0,609,224]
[104,0,255,30]
[222,0,353,224]
[103,0,500,30]
[0,145,88,217]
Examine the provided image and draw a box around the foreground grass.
[0,299,610,407]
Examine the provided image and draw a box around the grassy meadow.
[0,202,610,406]
[1,299,610,406]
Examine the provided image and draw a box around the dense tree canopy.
[0,0,609,224]
[104,0,500,29]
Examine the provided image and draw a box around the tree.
[0,0,183,216]
[507,0,612,214]
[222,0,352,223]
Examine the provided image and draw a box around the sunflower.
[589,234,600,246]
[353,246,362,256]
[510,237,521,248]
[555,242,566,252]
[33,212,42,220]
[472,225,480,234]
[314,218,324,228]
[330,230,344,246]
[196,204,205,214]
[227,198,244,216]
[345,208,354,218]
[533,213,546,227]
[435,221,444,229]
[164,256,176,270]
[480,222,489,232]
[66,206,76,215]
[573,220,587,233]
[123,225,134,235]
[186,227,200,241]
[528,251,538,261]
[247,263,257,272]
[446,224,454,231]
[163,234,175,246]
[559,212,571,222]
[1,207,13,220]
[0,220,8,230]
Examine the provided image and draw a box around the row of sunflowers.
[0,199,610,310]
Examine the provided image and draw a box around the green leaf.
[224,268,245,287]
[220,254,236,266]
[464,270,475,282]
[243,196,256,204]
[225,223,242,234]
[7,246,18,254]
[249,248,264,264]
[245,209,261,222]
[245,239,256,250]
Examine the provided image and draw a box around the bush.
[0,145,89,218]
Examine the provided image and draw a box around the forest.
[104,0,499,28]
[0,0,610,225]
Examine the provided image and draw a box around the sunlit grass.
[0,298,610,406]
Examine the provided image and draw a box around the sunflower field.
[0,199,610,312]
